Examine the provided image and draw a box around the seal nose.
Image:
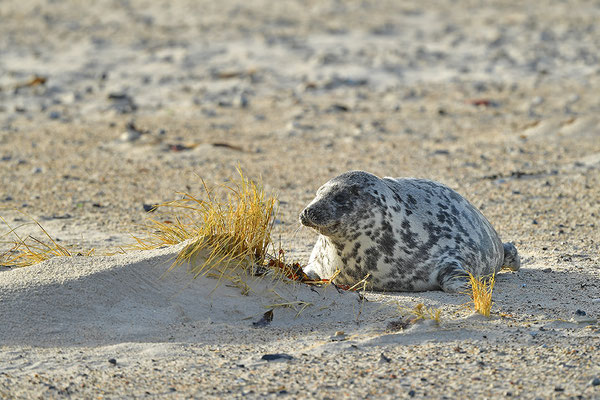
[300,208,309,226]
[299,208,312,227]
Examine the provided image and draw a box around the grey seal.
[299,171,520,292]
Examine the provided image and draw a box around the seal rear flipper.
[502,242,520,271]
[436,261,469,293]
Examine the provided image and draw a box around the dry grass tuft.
[0,213,93,268]
[467,272,495,317]
[132,169,280,283]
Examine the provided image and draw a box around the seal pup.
[299,171,519,292]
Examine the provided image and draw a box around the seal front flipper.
[436,260,469,293]
[502,242,520,271]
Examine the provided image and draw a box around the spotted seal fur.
[299,171,520,292]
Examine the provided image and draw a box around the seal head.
[300,171,379,237]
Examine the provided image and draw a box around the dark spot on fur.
[437,211,448,224]
[378,220,396,256]
[349,241,362,259]
[364,247,381,272]
[349,231,362,241]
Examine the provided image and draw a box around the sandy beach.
[1,0,599,398]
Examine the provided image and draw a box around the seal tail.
[502,242,520,271]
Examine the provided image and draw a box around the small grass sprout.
[400,303,442,324]
[266,289,314,318]
[467,272,495,317]
[267,300,313,318]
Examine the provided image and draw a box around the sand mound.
[0,245,380,346]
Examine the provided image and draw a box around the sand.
[1,0,599,398]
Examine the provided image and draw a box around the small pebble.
[201,108,217,117]
[261,354,293,362]
[120,130,141,142]
[143,204,158,212]
[108,358,117,365]
[379,353,391,363]
[566,94,580,104]
[531,96,544,106]
[591,377,600,386]
[575,309,586,316]
[327,104,350,113]
[236,93,249,108]
[108,92,137,113]
[252,310,273,328]
[330,331,347,341]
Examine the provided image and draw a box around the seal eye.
[333,193,346,203]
